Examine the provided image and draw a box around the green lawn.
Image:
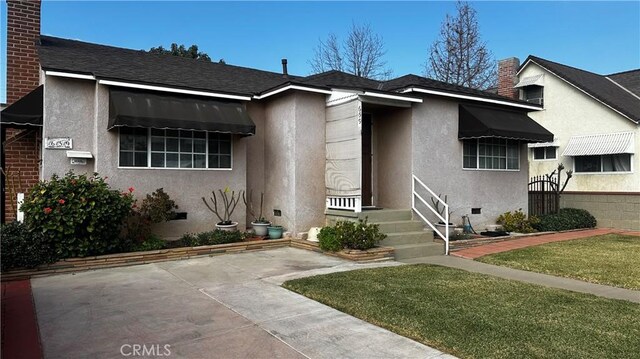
[477,234,640,290]
[283,265,640,359]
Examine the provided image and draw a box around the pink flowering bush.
[21,172,134,258]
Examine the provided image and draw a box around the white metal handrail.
[411,174,449,255]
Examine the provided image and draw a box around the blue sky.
[1,1,639,102]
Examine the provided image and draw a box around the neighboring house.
[497,56,640,230]
[1,1,553,239]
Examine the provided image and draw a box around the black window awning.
[108,88,256,135]
[0,85,43,127]
[458,104,553,142]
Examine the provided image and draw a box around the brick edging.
[1,239,395,281]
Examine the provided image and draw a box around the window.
[574,154,631,173]
[119,128,232,169]
[522,85,543,106]
[463,138,520,170]
[533,147,557,160]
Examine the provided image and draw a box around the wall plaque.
[45,138,73,149]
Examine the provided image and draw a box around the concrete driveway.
[32,248,453,359]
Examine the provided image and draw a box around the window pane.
[166,153,178,168]
[180,154,192,168]
[194,154,206,168]
[219,140,231,155]
[166,129,179,137]
[166,138,179,152]
[120,134,134,151]
[545,147,556,159]
[134,152,147,167]
[180,138,193,152]
[194,139,206,154]
[151,136,164,151]
[134,134,147,151]
[508,158,519,169]
[120,152,133,167]
[575,156,601,172]
[151,153,164,167]
[151,128,164,136]
[533,148,544,160]
[193,131,206,139]
[209,155,219,168]
[220,155,231,168]
[479,157,486,169]
[179,130,193,138]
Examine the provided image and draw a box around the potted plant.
[243,190,270,236]
[431,194,455,233]
[267,222,284,239]
[202,187,243,231]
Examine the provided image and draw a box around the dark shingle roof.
[607,69,640,97]
[37,35,536,108]
[523,56,640,124]
[38,36,294,96]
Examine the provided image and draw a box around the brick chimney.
[2,0,42,223]
[497,57,520,99]
[6,0,41,104]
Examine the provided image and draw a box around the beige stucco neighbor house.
[498,56,640,230]
[1,34,556,243]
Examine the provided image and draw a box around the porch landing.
[326,209,445,260]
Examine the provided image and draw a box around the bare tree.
[310,23,392,80]
[425,1,496,89]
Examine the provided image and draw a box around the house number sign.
[45,138,72,149]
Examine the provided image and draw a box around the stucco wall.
[42,78,248,238]
[521,64,640,192]
[411,96,530,229]
[374,106,412,209]
[263,92,326,235]
[245,102,267,223]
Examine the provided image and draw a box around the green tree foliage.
[148,43,225,63]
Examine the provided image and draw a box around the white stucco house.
[498,56,640,230]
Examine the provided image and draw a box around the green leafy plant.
[133,234,167,251]
[0,221,58,271]
[318,218,386,252]
[139,188,178,223]
[202,187,244,225]
[20,172,134,258]
[121,188,177,250]
[318,226,341,251]
[533,208,597,232]
[496,209,538,233]
[173,229,247,247]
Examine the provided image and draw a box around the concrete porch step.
[382,231,434,246]
[377,220,425,234]
[392,242,445,260]
[325,209,413,223]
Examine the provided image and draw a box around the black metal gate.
[528,175,559,216]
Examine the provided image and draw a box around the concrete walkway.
[405,255,640,303]
[451,228,631,259]
[32,248,454,359]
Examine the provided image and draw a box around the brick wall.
[2,0,42,222]
[497,57,520,99]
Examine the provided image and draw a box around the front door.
[362,113,373,206]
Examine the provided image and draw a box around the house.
[497,57,640,230]
[1,1,553,247]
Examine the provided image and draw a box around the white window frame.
[532,146,557,161]
[117,128,233,171]
[572,154,633,175]
[462,138,520,172]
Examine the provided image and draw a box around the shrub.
[1,221,58,271]
[496,209,538,233]
[121,188,178,251]
[20,172,134,258]
[318,226,341,251]
[133,234,167,251]
[174,230,247,247]
[533,208,597,232]
[318,219,386,252]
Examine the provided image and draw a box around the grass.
[477,234,640,290]
[283,265,640,359]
